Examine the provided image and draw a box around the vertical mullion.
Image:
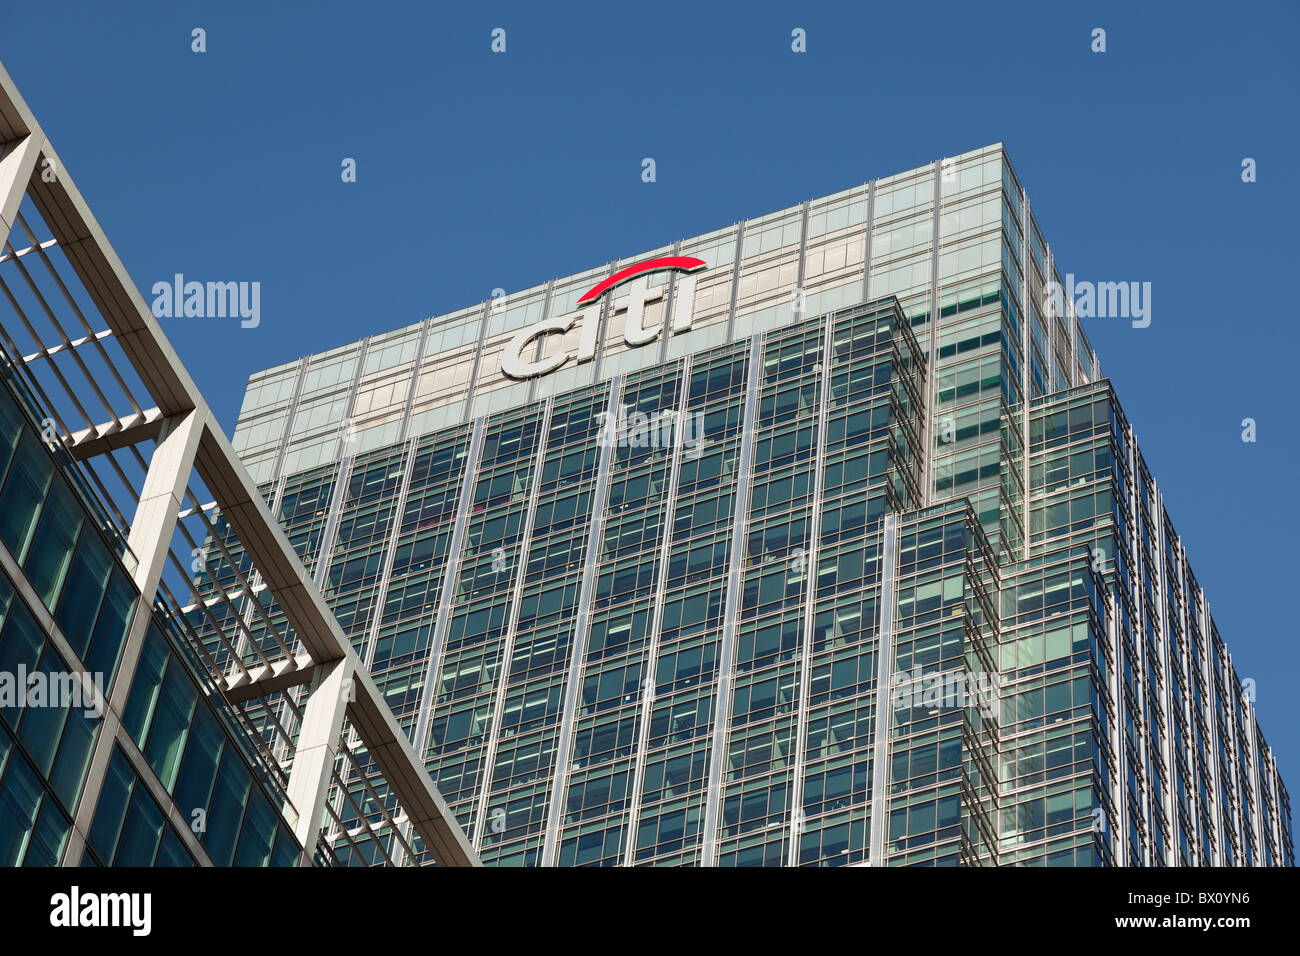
[861,180,876,304]
[1019,186,1031,561]
[462,302,491,424]
[723,223,745,344]
[1153,488,1177,864]
[526,280,555,405]
[867,511,900,866]
[397,317,433,445]
[699,333,762,867]
[622,359,691,865]
[359,437,420,669]
[657,241,683,365]
[785,311,833,865]
[1200,592,1217,861]
[473,397,554,849]
[267,355,310,488]
[410,416,487,756]
[540,377,623,866]
[794,199,810,322]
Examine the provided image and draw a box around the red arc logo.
[576,256,707,304]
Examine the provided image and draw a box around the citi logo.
[501,256,705,380]
[49,886,152,936]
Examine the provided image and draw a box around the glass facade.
[230,145,1292,866]
[0,361,308,867]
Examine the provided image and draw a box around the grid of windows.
[120,623,300,866]
[0,365,308,867]
[884,503,999,866]
[243,283,1294,868]
[229,145,1293,868]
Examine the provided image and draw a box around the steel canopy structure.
[0,59,477,866]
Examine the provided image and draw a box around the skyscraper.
[232,143,1293,867]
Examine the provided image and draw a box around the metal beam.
[0,60,479,867]
[63,410,205,867]
[285,657,354,863]
[127,411,204,596]
[223,652,318,704]
[64,407,165,460]
[0,128,43,247]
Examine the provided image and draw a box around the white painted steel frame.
[0,59,477,867]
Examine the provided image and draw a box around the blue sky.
[4,1,1298,796]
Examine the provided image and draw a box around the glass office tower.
[232,144,1293,867]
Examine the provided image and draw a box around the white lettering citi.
[49,886,152,936]
[501,259,703,380]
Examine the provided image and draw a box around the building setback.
[229,144,1291,867]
